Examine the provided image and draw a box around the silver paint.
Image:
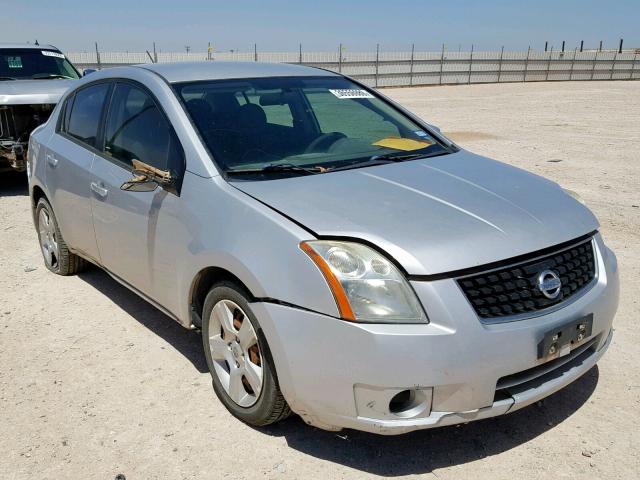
[28,62,618,434]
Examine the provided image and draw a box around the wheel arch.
[31,184,48,209]
[30,184,51,225]
[189,266,257,328]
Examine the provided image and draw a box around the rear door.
[45,82,111,262]
[90,81,185,303]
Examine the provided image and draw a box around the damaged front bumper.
[251,234,618,435]
[1,104,54,172]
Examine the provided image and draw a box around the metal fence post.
[546,47,553,81]
[523,46,530,82]
[590,50,598,80]
[468,44,474,84]
[409,43,415,86]
[375,43,380,87]
[338,43,342,73]
[497,46,504,83]
[610,50,617,80]
[631,51,638,79]
[569,47,576,80]
[439,44,445,85]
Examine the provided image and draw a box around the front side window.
[0,49,80,80]
[176,76,449,179]
[104,83,182,173]
[66,83,110,147]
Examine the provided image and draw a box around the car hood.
[233,150,599,276]
[0,79,76,105]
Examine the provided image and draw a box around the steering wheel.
[304,132,347,153]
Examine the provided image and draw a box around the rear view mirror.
[83,68,97,77]
[259,91,294,106]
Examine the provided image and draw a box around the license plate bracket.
[537,314,593,360]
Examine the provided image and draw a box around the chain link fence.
[66,48,640,87]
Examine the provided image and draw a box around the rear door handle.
[90,181,108,198]
[46,154,58,168]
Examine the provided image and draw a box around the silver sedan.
[27,62,618,434]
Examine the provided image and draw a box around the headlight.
[562,187,586,205]
[300,241,427,324]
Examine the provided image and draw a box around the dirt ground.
[1,80,639,480]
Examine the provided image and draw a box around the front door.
[90,81,185,305]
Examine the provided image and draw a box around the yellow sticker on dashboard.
[372,137,432,151]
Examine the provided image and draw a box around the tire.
[35,198,88,275]
[202,281,291,426]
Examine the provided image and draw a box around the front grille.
[457,238,596,319]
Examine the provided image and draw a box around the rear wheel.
[35,198,87,275]
[202,282,291,426]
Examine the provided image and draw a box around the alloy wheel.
[207,299,264,407]
[38,208,59,269]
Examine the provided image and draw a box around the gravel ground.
[1,80,639,480]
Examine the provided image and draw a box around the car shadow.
[259,366,599,477]
[78,268,208,373]
[0,171,28,196]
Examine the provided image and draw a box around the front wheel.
[202,282,291,426]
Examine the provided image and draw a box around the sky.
[2,0,639,53]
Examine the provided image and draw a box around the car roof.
[137,61,340,83]
[0,43,60,51]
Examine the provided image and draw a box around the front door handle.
[90,181,108,198]
[46,154,58,168]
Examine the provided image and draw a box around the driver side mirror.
[82,68,97,77]
[120,159,173,192]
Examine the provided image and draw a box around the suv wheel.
[35,198,87,275]
[202,282,291,426]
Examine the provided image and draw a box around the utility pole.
[185,45,191,54]
[409,43,415,86]
[95,42,101,70]
[439,43,445,85]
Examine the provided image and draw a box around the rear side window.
[104,83,182,172]
[66,83,110,147]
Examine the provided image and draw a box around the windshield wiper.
[0,76,17,81]
[329,153,426,172]
[226,163,325,176]
[330,150,449,173]
[31,73,75,80]
[369,152,430,162]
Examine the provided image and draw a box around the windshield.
[175,76,450,178]
[0,48,80,80]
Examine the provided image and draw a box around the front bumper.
[253,234,619,435]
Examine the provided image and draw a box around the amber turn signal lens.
[300,242,356,321]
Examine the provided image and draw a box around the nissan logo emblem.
[537,270,562,299]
